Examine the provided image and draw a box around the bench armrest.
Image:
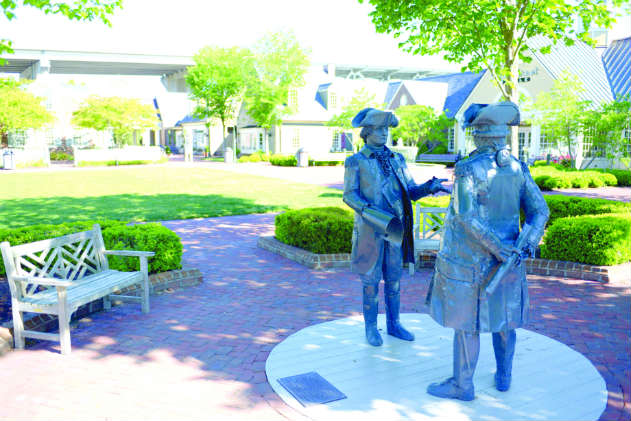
[103,250,156,257]
[13,275,73,288]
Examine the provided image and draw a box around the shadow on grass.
[0,194,286,228]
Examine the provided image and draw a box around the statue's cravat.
[373,149,392,177]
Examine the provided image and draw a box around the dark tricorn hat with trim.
[463,101,520,138]
[351,108,399,128]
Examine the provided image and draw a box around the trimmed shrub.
[544,195,630,226]
[269,154,297,167]
[102,223,182,274]
[0,221,182,276]
[77,158,168,167]
[275,207,353,254]
[532,160,549,167]
[308,160,345,166]
[238,151,270,163]
[530,165,618,190]
[50,151,73,161]
[595,168,631,187]
[541,213,631,265]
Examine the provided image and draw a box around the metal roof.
[527,35,613,105]
[415,71,485,118]
[602,37,631,101]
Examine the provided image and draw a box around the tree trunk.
[206,122,212,157]
[507,66,520,158]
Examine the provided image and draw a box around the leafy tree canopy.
[326,87,382,131]
[584,97,631,168]
[186,46,253,141]
[1,0,121,60]
[0,77,54,142]
[244,31,310,130]
[391,105,453,151]
[72,96,157,147]
[527,72,592,168]
[361,0,626,103]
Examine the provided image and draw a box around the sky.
[1,0,464,70]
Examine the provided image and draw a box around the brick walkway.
[0,214,629,420]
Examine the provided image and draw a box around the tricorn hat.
[463,101,520,138]
[351,108,399,128]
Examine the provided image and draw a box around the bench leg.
[57,288,71,355]
[140,257,150,313]
[11,302,25,350]
[103,295,111,310]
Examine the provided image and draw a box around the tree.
[0,77,54,146]
[244,31,310,147]
[361,0,627,155]
[584,98,631,169]
[185,46,253,156]
[391,105,453,153]
[528,72,592,169]
[1,0,122,62]
[72,96,157,147]
[326,87,382,150]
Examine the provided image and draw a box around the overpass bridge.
[0,49,194,91]
[0,48,450,93]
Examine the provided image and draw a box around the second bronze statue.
[342,107,450,347]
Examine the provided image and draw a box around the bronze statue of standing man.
[426,101,549,401]
[343,108,450,346]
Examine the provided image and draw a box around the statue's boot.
[427,330,479,401]
[493,329,516,391]
[362,285,383,347]
[384,280,414,341]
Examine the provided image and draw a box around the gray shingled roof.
[527,35,614,105]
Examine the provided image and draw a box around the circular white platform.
[266,314,607,421]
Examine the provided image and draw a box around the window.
[329,92,337,109]
[447,128,455,152]
[193,129,206,150]
[7,130,27,149]
[624,124,631,158]
[332,132,341,152]
[291,128,301,148]
[582,126,595,158]
[289,89,298,108]
[539,126,553,153]
[464,127,474,153]
[518,130,530,162]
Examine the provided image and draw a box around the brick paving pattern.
[0,214,627,419]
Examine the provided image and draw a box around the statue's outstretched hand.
[429,177,452,194]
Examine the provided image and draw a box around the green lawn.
[0,167,344,229]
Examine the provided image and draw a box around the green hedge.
[594,168,631,187]
[77,158,168,167]
[238,151,270,163]
[0,220,182,276]
[275,207,353,254]
[530,165,618,190]
[269,154,297,167]
[308,160,344,166]
[103,223,182,274]
[543,195,630,226]
[541,213,631,265]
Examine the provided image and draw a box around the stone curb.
[257,235,350,270]
[0,268,203,356]
[258,235,631,286]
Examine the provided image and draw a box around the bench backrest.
[414,205,448,241]
[0,224,108,300]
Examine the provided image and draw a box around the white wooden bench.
[410,205,448,275]
[0,224,155,355]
